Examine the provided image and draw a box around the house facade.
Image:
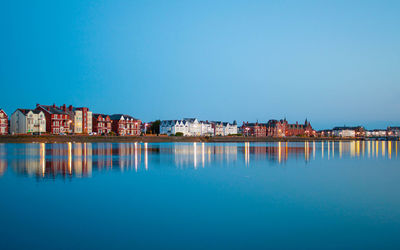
[333,127,356,137]
[10,109,46,134]
[387,127,400,137]
[200,121,214,136]
[110,114,141,136]
[223,121,238,135]
[285,119,314,137]
[241,122,267,137]
[92,114,112,135]
[35,104,71,134]
[59,105,92,134]
[160,120,189,135]
[266,120,286,137]
[0,109,8,135]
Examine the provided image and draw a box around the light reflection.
[1,140,398,179]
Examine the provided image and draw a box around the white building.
[223,121,238,135]
[10,109,46,134]
[161,118,238,136]
[366,130,387,137]
[212,121,238,136]
[332,127,355,137]
[160,120,189,136]
[200,121,214,136]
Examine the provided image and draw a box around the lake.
[0,141,399,249]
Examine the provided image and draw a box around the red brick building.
[266,119,287,137]
[241,122,267,137]
[35,104,71,134]
[285,119,314,137]
[0,109,8,135]
[110,114,141,136]
[93,114,112,135]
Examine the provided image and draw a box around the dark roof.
[93,113,109,119]
[17,109,42,115]
[333,126,364,130]
[110,114,139,121]
[37,105,68,115]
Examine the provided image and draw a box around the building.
[200,121,214,136]
[110,114,141,136]
[10,109,46,134]
[365,129,387,137]
[0,109,8,135]
[58,105,92,134]
[387,127,400,137]
[241,122,267,137]
[183,118,201,136]
[213,121,238,136]
[332,127,356,137]
[266,120,286,137]
[35,104,71,134]
[160,120,189,136]
[285,119,314,137]
[212,121,225,136]
[92,114,112,135]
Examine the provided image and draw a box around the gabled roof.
[17,109,42,115]
[93,113,110,119]
[36,105,68,115]
[110,114,139,121]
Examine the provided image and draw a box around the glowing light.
[144,143,148,170]
[193,142,197,169]
[278,141,281,164]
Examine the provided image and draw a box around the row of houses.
[0,104,141,136]
[320,126,400,138]
[160,119,238,136]
[240,119,315,137]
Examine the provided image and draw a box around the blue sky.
[1,0,399,129]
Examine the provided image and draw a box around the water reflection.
[0,141,398,179]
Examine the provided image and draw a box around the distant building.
[200,121,214,136]
[212,121,225,136]
[0,109,8,135]
[110,114,141,136]
[10,109,46,134]
[35,104,71,134]
[365,129,387,137]
[160,119,237,136]
[285,119,314,137]
[266,120,286,137]
[332,127,356,137]
[387,127,400,137]
[241,122,267,137]
[160,120,188,136]
[92,114,112,135]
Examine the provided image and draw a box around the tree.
[150,120,160,135]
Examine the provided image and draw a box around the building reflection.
[0,144,7,176]
[2,140,399,179]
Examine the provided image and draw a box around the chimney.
[61,104,66,111]
[52,104,56,108]
[69,105,73,111]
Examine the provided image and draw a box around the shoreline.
[0,135,397,144]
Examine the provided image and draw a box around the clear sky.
[1,0,399,129]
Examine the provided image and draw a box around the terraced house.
[10,109,46,134]
[241,122,267,137]
[92,114,112,135]
[59,104,92,134]
[0,109,8,135]
[35,104,71,134]
[110,114,141,136]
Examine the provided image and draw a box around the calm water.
[0,141,400,249]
